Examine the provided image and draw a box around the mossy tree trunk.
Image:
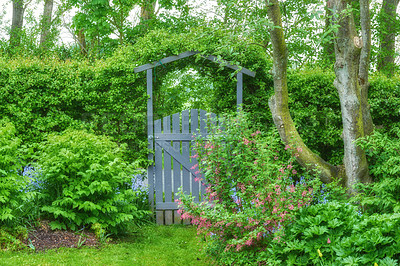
[266,0,342,184]
[266,0,373,192]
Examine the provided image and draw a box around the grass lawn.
[0,225,214,266]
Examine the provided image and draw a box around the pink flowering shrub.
[177,112,320,263]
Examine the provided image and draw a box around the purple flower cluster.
[21,165,44,192]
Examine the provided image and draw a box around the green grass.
[0,225,214,266]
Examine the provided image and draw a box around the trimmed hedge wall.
[1,31,399,166]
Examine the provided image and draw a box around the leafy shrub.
[33,129,150,232]
[355,127,400,214]
[269,202,400,265]
[0,121,24,224]
[177,112,320,265]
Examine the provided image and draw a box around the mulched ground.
[23,221,100,251]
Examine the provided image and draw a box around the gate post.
[147,69,155,211]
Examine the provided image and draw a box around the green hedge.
[1,30,399,166]
[0,57,147,162]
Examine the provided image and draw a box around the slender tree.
[39,0,54,49]
[140,0,156,21]
[10,0,26,49]
[377,0,400,76]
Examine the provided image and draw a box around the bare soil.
[23,221,100,251]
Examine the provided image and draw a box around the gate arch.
[134,51,255,224]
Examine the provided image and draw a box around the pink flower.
[243,138,250,145]
[287,164,293,169]
[190,164,198,170]
[292,169,297,175]
[274,156,279,160]
[327,238,331,244]
[288,204,294,210]
[297,147,303,152]
[279,168,285,173]
[285,145,290,150]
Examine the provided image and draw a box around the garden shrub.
[0,121,24,224]
[355,127,400,214]
[269,202,400,265]
[33,129,150,232]
[177,111,321,265]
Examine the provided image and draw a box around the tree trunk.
[77,29,87,56]
[377,0,400,76]
[266,0,342,184]
[140,1,156,21]
[10,0,25,49]
[322,2,336,65]
[330,0,372,193]
[39,0,54,49]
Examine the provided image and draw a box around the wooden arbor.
[134,51,255,224]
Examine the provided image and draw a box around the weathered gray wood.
[156,142,196,176]
[182,110,191,195]
[183,218,191,225]
[147,69,155,210]
[134,51,198,73]
[172,113,181,198]
[203,54,256,77]
[165,210,173,225]
[191,109,200,202]
[199,110,207,198]
[237,72,243,108]
[174,210,182,224]
[156,211,164,225]
[157,202,178,209]
[154,133,204,141]
[134,51,256,77]
[154,119,163,208]
[163,116,172,205]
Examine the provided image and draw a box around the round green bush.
[34,129,149,232]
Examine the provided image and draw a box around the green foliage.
[287,69,343,165]
[0,121,23,224]
[33,129,149,233]
[268,202,400,265]
[178,111,321,265]
[0,56,148,163]
[355,127,400,214]
[0,225,212,265]
[368,73,400,132]
[0,227,27,251]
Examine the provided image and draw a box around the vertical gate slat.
[154,119,163,207]
[163,115,173,224]
[199,110,207,199]
[181,110,191,225]
[163,116,172,205]
[191,109,200,202]
[172,113,181,202]
[181,110,190,195]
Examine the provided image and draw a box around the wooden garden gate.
[150,109,215,225]
[134,51,255,225]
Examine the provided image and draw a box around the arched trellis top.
[133,50,256,110]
